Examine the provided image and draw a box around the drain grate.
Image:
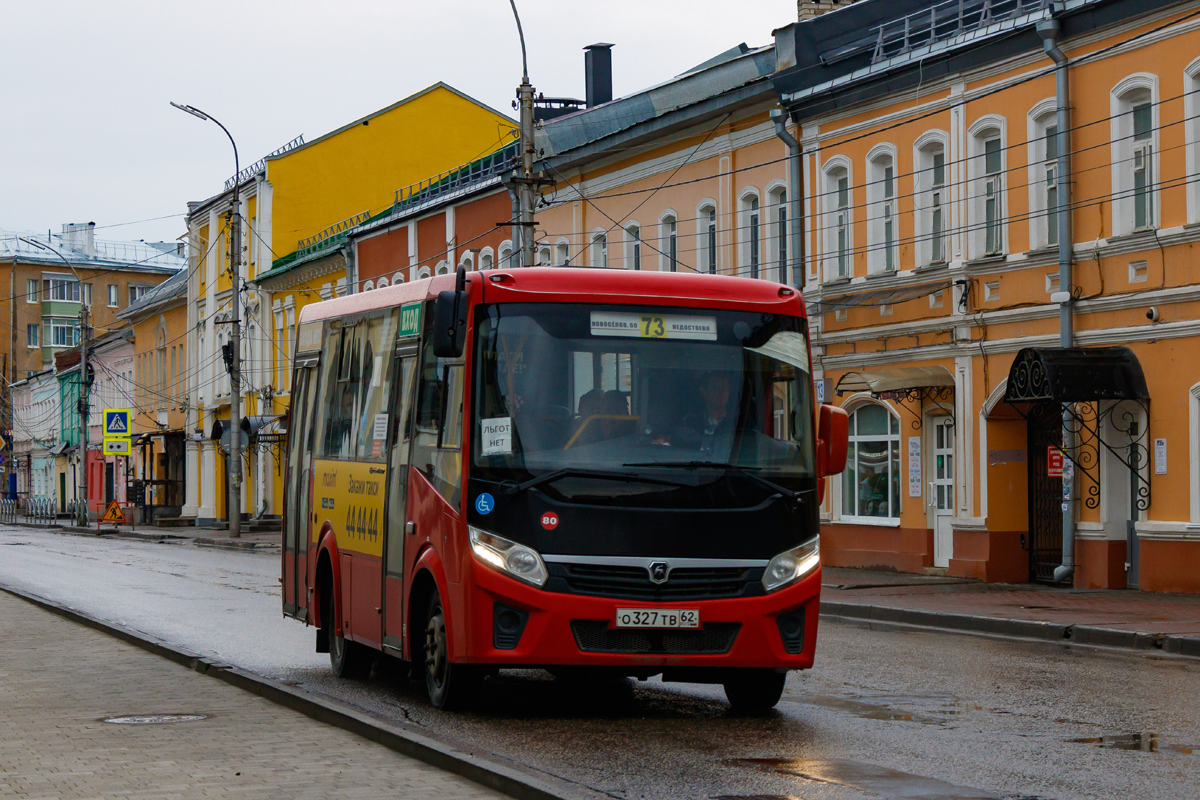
[103,714,208,725]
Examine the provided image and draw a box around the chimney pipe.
[585,43,614,108]
[61,222,96,258]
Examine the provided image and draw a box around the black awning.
[1004,347,1149,404]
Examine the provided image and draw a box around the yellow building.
[183,83,515,526]
[773,0,1200,592]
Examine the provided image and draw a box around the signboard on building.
[1155,438,1167,475]
[908,437,922,497]
[1047,446,1064,479]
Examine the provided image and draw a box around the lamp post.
[507,0,537,269]
[172,102,243,538]
[19,237,89,526]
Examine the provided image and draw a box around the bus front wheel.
[423,591,479,710]
[723,669,787,713]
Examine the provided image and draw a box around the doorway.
[931,417,955,568]
[1026,403,1064,583]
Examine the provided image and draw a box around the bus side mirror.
[818,404,849,477]
[432,267,470,358]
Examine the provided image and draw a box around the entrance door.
[1126,419,1141,589]
[931,418,955,568]
[284,362,318,616]
[59,473,66,513]
[104,462,115,504]
[1027,403,1064,583]
[381,350,418,653]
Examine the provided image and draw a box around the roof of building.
[0,229,185,274]
[118,264,189,320]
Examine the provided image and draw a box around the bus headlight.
[762,538,820,593]
[469,527,548,588]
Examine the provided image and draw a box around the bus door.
[381,344,419,654]
[284,354,320,619]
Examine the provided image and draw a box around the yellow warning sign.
[100,500,126,524]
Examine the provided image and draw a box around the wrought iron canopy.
[1003,347,1149,405]
[835,365,955,396]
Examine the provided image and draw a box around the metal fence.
[0,496,58,526]
[870,0,1052,63]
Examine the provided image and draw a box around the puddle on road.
[1070,733,1199,755]
[785,693,972,725]
[729,757,999,799]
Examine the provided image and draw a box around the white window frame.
[738,189,761,279]
[25,279,38,304]
[1110,74,1160,236]
[590,229,608,268]
[1190,380,1200,524]
[128,283,151,305]
[107,283,118,307]
[764,183,788,283]
[658,212,678,272]
[44,275,80,302]
[554,239,569,267]
[26,323,38,348]
[866,144,899,274]
[47,317,79,347]
[695,201,718,275]
[1186,59,1200,223]
[968,116,1007,260]
[821,156,853,282]
[498,241,514,269]
[536,246,550,266]
[838,400,903,525]
[1026,101,1061,252]
[480,247,495,271]
[914,132,949,267]
[624,223,642,271]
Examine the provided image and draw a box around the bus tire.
[328,593,370,679]
[423,590,479,710]
[723,669,787,713]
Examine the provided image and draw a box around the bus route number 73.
[639,315,666,338]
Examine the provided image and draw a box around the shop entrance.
[1026,403,1063,583]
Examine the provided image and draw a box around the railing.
[294,211,372,260]
[871,0,1051,63]
[391,142,519,216]
[0,495,58,526]
[224,135,306,191]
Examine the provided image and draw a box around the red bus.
[282,267,848,711]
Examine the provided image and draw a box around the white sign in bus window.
[590,311,717,341]
[481,417,512,456]
[373,414,389,441]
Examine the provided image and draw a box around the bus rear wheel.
[423,591,479,710]
[327,594,370,679]
[723,669,787,713]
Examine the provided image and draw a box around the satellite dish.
[219,429,250,454]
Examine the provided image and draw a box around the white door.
[932,418,955,568]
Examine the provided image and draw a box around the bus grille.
[570,621,740,655]
[559,564,758,601]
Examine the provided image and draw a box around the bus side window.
[412,336,465,512]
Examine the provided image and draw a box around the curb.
[193,536,278,551]
[820,600,1200,659]
[0,583,593,800]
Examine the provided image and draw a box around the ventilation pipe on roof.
[584,44,614,108]
[1038,18,1076,585]
[771,108,804,291]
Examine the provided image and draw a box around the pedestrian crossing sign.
[103,438,131,456]
[104,409,131,437]
[100,500,126,524]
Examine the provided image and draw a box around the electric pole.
[171,102,242,537]
[509,0,540,269]
[77,302,89,527]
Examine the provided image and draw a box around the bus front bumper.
[456,560,822,671]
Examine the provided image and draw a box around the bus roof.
[298,268,805,325]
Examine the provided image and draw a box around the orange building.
[773,0,1200,592]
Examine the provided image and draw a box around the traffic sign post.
[103,409,131,438]
[103,439,131,456]
[100,500,126,526]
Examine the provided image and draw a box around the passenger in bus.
[599,390,633,440]
[662,371,736,453]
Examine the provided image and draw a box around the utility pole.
[172,102,242,537]
[508,0,539,269]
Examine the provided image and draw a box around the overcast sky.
[0,1,797,245]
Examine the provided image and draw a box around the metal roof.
[0,230,185,273]
[118,266,189,319]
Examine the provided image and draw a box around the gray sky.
[0,1,796,245]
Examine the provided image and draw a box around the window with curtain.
[841,404,901,521]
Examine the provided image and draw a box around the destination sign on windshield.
[590,311,717,341]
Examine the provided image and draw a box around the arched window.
[555,239,569,266]
[590,229,608,268]
[377,277,389,289]
[436,261,450,276]
[822,158,852,281]
[659,212,678,272]
[696,202,718,274]
[362,280,374,292]
[866,146,898,274]
[480,247,495,271]
[416,266,432,280]
[841,403,901,521]
[537,246,551,266]
[765,186,787,283]
[498,241,513,269]
[1026,102,1060,252]
[1111,75,1159,235]
[738,190,761,278]
[1186,59,1200,223]
[969,117,1006,259]
[624,223,641,270]
[914,133,948,266]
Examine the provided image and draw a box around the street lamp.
[172,101,244,538]
[507,0,537,269]
[19,236,89,527]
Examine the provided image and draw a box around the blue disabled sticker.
[475,493,495,515]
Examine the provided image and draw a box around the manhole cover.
[102,714,208,725]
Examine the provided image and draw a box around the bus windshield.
[473,303,814,498]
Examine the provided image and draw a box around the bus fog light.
[762,538,820,593]
[469,527,548,587]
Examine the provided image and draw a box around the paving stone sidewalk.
[822,566,1200,639]
[0,591,503,800]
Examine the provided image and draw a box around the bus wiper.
[502,468,688,496]
[622,460,802,502]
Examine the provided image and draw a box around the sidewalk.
[9,519,281,551]
[821,566,1200,657]
[0,590,504,800]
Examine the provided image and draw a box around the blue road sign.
[104,408,131,437]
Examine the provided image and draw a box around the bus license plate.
[615,608,700,629]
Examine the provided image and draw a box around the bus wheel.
[722,669,787,713]
[328,597,370,679]
[423,591,478,710]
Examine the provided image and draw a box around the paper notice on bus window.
[590,311,717,341]
[373,414,389,441]
[481,417,512,456]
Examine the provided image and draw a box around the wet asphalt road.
[1,526,1197,800]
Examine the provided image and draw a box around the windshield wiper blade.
[502,468,687,496]
[622,460,801,501]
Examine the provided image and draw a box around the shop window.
[841,403,901,521]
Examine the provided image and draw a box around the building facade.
[773,0,1200,592]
